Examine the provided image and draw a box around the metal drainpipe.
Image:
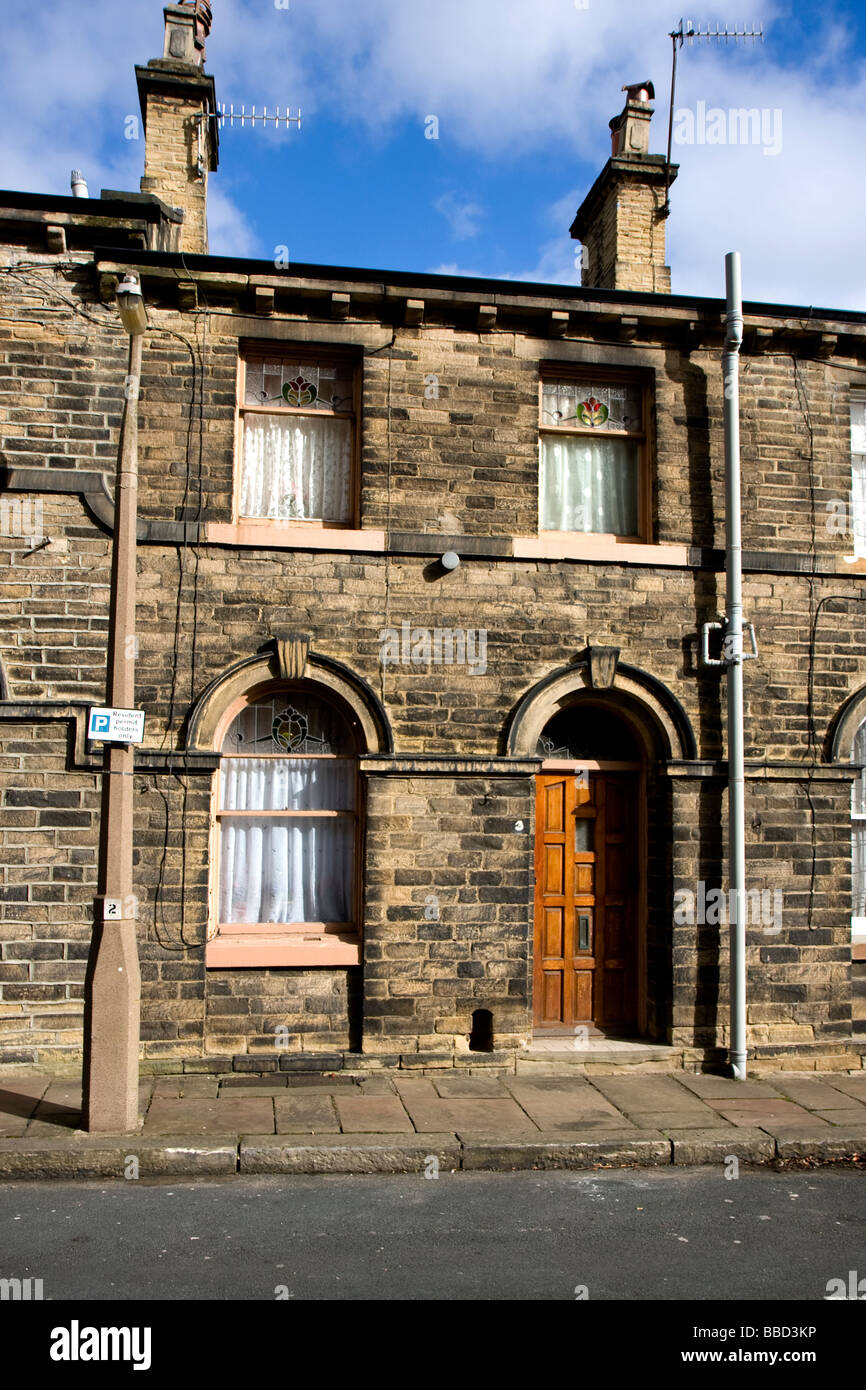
[724,251,747,1080]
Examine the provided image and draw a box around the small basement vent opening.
[469,1008,494,1053]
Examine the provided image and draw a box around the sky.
[1,0,865,310]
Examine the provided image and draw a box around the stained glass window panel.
[542,379,643,434]
[222,695,356,757]
[244,359,354,414]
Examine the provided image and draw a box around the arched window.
[853,719,866,944]
[536,703,641,762]
[207,686,362,967]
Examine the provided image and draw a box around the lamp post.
[83,276,146,1132]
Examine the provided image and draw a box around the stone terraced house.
[1,1,865,1076]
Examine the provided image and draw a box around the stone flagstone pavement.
[0,1068,864,1177]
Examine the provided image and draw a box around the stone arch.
[505,656,696,762]
[828,685,866,764]
[186,643,393,754]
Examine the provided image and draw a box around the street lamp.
[116,275,148,336]
[82,276,146,1132]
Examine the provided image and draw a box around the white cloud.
[203,0,866,307]
[0,1,152,199]
[433,192,484,240]
[665,57,866,308]
[206,186,261,259]
[1,1,864,309]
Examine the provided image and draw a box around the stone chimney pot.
[163,2,213,68]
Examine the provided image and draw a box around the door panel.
[543,971,563,1024]
[544,843,565,894]
[534,771,639,1032]
[543,780,566,831]
[544,907,564,958]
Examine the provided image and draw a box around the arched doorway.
[534,701,644,1036]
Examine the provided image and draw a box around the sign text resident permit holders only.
[87,707,146,744]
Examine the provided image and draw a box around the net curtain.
[218,758,354,925]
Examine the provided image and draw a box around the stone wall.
[1,245,864,1064]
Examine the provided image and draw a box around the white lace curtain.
[540,437,639,535]
[218,758,355,925]
[240,414,352,523]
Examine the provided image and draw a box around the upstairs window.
[238,350,357,526]
[851,393,866,559]
[539,372,649,538]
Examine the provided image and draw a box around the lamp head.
[116,275,148,336]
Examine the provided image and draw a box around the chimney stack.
[135,2,219,254]
[571,82,677,295]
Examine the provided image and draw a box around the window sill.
[514,535,690,565]
[206,522,385,552]
[206,931,361,968]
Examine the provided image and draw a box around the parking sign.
[87,707,145,744]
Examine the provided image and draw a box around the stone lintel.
[360,757,540,777]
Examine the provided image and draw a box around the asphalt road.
[1,1166,864,1302]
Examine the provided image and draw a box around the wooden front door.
[533,772,639,1033]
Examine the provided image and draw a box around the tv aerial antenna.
[662,18,764,217]
[215,104,302,130]
[196,104,302,174]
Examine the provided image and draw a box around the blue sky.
[2,1,866,308]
